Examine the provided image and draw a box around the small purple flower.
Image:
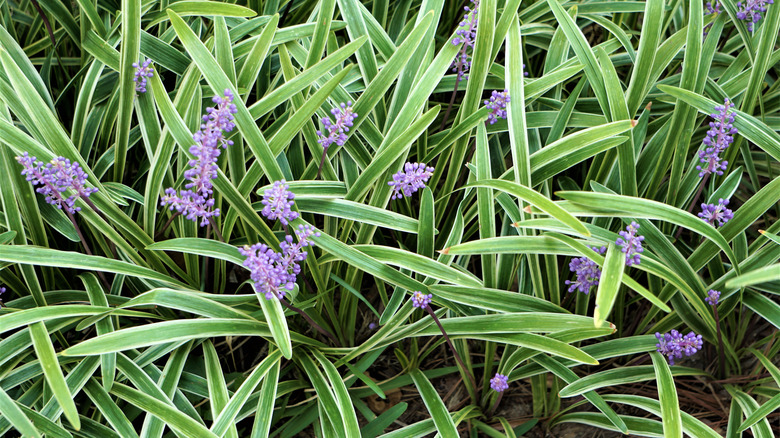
[706,0,721,13]
[16,153,98,214]
[368,322,377,330]
[698,198,733,227]
[0,286,5,307]
[389,162,434,200]
[736,0,773,31]
[161,90,237,226]
[317,102,357,150]
[132,59,154,93]
[565,246,607,294]
[705,289,721,306]
[450,0,479,80]
[411,291,433,309]
[490,373,509,392]
[697,99,737,178]
[240,225,319,300]
[261,180,299,226]
[616,222,645,266]
[485,90,510,125]
[655,330,703,365]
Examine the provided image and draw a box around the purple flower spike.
[450,0,479,80]
[261,180,299,226]
[736,0,773,31]
[161,90,237,226]
[655,330,703,365]
[132,59,154,93]
[411,291,433,309]
[706,289,721,306]
[706,0,721,14]
[389,162,434,200]
[0,286,5,307]
[485,90,510,125]
[616,222,645,266]
[490,373,509,392]
[317,102,357,150]
[16,153,98,214]
[565,246,607,294]
[697,99,737,177]
[698,198,733,227]
[240,225,319,300]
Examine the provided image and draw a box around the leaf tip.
[523,205,533,213]
[510,221,520,227]
[758,229,765,234]
[630,119,638,127]
[438,248,450,255]
[645,101,652,110]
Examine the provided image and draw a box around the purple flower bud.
[368,322,377,330]
[389,162,434,200]
[697,99,737,177]
[450,0,479,80]
[736,0,773,31]
[16,153,98,214]
[616,222,645,266]
[490,373,509,392]
[261,180,299,226]
[411,291,433,309]
[565,246,606,294]
[240,225,320,300]
[655,330,703,365]
[132,59,154,93]
[317,102,357,150]
[0,286,5,307]
[705,289,721,306]
[485,90,510,125]
[698,198,733,227]
[161,90,237,226]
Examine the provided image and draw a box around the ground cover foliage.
[0,0,778,436]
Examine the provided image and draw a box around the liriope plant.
[0,0,778,436]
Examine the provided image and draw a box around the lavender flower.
[655,330,703,365]
[616,222,645,266]
[16,153,98,214]
[411,291,433,309]
[450,0,479,80]
[698,198,733,227]
[737,0,773,31]
[490,373,509,392]
[261,180,298,226]
[240,225,319,300]
[485,90,509,125]
[317,102,357,150]
[161,90,237,226]
[706,289,721,306]
[565,246,606,294]
[0,286,5,307]
[697,99,737,177]
[132,59,154,93]
[706,0,721,14]
[389,162,434,200]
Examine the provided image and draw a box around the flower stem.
[489,391,504,417]
[317,146,329,180]
[425,306,478,396]
[156,211,182,239]
[439,47,466,131]
[208,217,225,243]
[279,298,339,345]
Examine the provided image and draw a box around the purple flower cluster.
[737,0,773,31]
[317,102,357,150]
[389,162,434,200]
[655,330,703,365]
[490,373,509,392]
[411,291,433,309]
[698,198,733,227]
[16,153,98,214]
[0,286,4,307]
[450,0,479,80]
[706,289,721,306]
[706,0,721,14]
[261,180,298,226]
[240,225,319,300]
[161,90,237,226]
[616,222,645,266]
[697,99,737,178]
[133,59,154,93]
[565,246,606,294]
[485,90,510,125]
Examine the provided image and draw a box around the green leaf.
[409,369,458,438]
[30,322,80,430]
[650,352,682,438]
[0,386,41,438]
[594,244,625,327]
[725,265,780,289]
